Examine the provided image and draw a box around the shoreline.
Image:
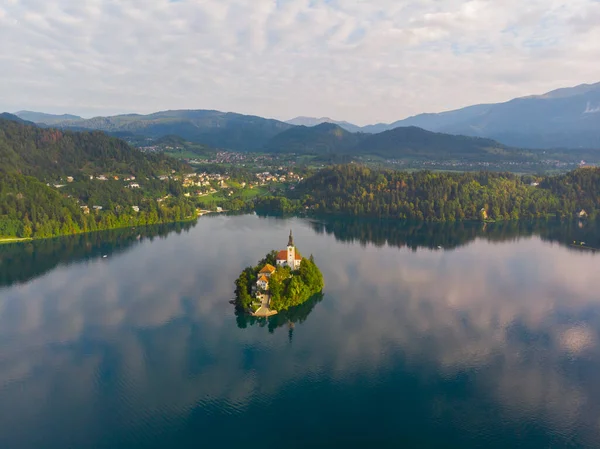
[0,237,33,244]
[0,217,198,245]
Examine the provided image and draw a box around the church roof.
[258,275,269,283]
[276,250,287,260]
[276,249,302,261]
[259,264,276,273]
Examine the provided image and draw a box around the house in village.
[256,264,276,290]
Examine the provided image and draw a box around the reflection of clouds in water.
[560,325,596,354]
[1,215,600,445]
[310,237,600,438]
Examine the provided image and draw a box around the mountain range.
[289,82,600,149]
[13,110,292,152]
[265,123,517,161]
[15,111,83,126]
[10,81,600,152]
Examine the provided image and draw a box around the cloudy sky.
[1,0,599,124]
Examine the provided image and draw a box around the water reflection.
[310,216,600,252]
[0,221,195,288]
[235,293,325,338]
[0,214,600,448]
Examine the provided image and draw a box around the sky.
[1,0,599,124]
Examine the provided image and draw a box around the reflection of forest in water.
[235,293,324,339]
[0,221,195,288]
[309,217,600,253]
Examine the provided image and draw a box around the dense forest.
[0,118,197,239]
[0,172,196,239]
[280,165,600,221]
[0,117,184,179]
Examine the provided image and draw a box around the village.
[45,164,304,218]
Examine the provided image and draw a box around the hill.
[264,123,364,154]
[15,111,84,125]
[28,109,293,152]
[354,126,513,160]
[0,119,196,240]
[263,122,518,160]
[0,117,183,179]
[0,113,36,126]
[286,116,362,132]
[363,82,600,149]
[292,164,600,221]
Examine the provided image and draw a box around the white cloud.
[0,0,599,123]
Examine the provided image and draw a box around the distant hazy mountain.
[265,123,362,154]
[286,116,362,132]
[15,111,83,125]
[24,109,293,152]
[263,122,515,160]
[365,82,600,149]
[0,112,36,126]
[17,81,600,151]
[354,126,514,159]
[361,104,493,134]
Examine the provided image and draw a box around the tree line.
[255,165,600,222]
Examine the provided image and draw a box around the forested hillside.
[261,122,522,161]
[0,118,196,240]
[0,117,183,179]
[293,165,600,221]
[264,123,362,154]
[354,126,515,160]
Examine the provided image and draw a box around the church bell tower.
[287,230,295,267]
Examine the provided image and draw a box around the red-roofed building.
[256,275,269,290]
[259,264,276,277]
[275,230,302,270]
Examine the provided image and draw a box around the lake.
[1,214,600,448]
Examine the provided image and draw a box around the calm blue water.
[1,215,600,448]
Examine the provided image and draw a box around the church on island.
[235,229,322,318]
[276,230,302,270]
[255,230,301,292]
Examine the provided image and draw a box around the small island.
[234,230,324,317]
